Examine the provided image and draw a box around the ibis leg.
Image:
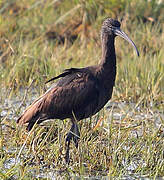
[65,120,80,163]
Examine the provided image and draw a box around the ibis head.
[101,18,139,56]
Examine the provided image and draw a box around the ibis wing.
[42,72,100,120]
[17,70,100,130]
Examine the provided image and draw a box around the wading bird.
[17,18,139,163]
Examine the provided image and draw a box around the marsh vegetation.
[0,0,164,179]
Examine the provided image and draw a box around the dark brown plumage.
[17,18,139,163]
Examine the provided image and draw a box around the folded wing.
[17,68,99,131]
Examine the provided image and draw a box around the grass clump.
[0,0,164,179]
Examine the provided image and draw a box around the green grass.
[0,0,164,179]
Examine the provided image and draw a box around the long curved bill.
[114,28,139,57]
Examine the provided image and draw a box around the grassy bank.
[0,0,164,179]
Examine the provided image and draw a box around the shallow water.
[0,88,163,179]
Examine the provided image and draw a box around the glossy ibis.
[17,18,139,163]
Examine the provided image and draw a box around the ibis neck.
[100,34,116,68]
[97,33,117,89]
